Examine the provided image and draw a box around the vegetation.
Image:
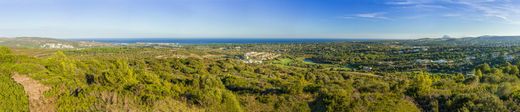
[2,37,520,111]
[0,46,29,111]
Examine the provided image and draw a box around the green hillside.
[1,37,520,111]
[0,37,111,49]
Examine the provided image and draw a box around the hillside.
[0,37,112,49]
[403,36,520,46]
[1,38,520,111]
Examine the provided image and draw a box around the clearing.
[12,73,54,112]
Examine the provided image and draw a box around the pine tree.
[480,63,492,73]
[510,66,519,75]
[475,69,483,77]
[414,72,433,96]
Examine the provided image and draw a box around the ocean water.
[72,38,374,44]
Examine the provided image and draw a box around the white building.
[41,43,75,49]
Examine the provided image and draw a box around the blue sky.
[0,0,519,39]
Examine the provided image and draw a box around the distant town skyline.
[0,0,519,39]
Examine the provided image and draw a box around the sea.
[71,38,377,44]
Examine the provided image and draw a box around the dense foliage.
[0,46,29,111]
[2,40,520,111]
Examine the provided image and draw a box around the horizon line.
[3,35,520,40]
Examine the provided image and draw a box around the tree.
[504,62,513,73]
[0,46,11,55]
[510,66,519,75]
[492,68,504,77]
[417,74,432,94]
[475,69,483,77]
[408,72,433,96]
[480,63,492,73]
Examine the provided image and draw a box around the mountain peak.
[442,35,453,39]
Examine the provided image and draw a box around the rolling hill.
[0,37,112,49]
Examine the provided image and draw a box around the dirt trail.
[12,73,54,112]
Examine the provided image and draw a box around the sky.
[0,0,519,39]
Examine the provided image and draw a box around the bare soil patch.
[12,73,54,112]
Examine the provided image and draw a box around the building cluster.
[415,59,453,64]
[40,43,75,49]
[242,52,280,64]
[134,42,181,47]
[394,46,429,54]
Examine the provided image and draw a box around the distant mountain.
[407,35,520,46]
[441,35,453,39]
[0,37,112,48]
[475,35,520,40]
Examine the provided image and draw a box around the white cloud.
[356,12,388,19]
[443,13,461,17]
[456,0,520,24]
[387,0,520,24]
[343,12,389,20]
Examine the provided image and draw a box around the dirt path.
[12,73,54,112]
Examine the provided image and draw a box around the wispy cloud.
[457,0,520,24]
[356,12,389,19]
[387,0,520,24]
[343,12,390,20]
[442,13,461,17]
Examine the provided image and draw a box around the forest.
[1,39,520,111]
